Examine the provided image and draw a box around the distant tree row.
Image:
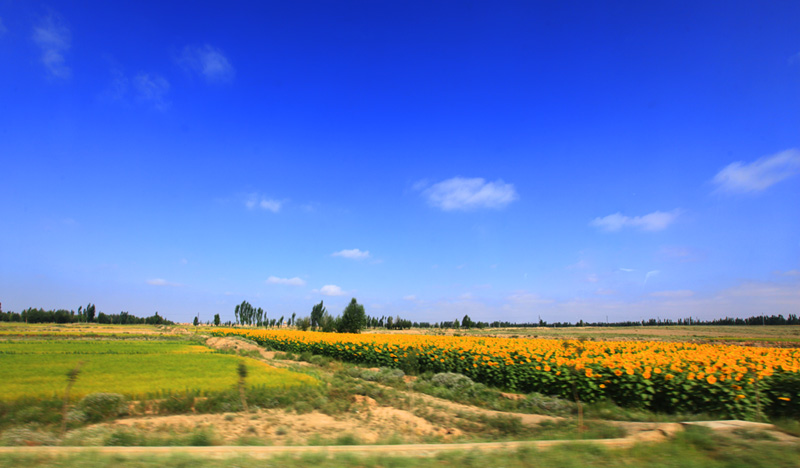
[297,299,366,333]
[0,304,173,325]
[426,314,800,328]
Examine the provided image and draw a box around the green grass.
[0,339,318,400]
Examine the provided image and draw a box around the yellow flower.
[778,397,791,402]
[706,375,717,384]
[599,384,606,389]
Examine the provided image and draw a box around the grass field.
[0,339,318,400]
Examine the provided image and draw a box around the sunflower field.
[211,328,800,419]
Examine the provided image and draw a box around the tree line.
[0,303,173,325]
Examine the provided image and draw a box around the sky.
[1,1,799,324]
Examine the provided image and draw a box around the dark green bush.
[77,393,128,423]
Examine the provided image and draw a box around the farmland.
[0,339,317,400]
[0,323,798,466]
[212,328,800,419]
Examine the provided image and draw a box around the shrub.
[157,393,196,414]
[431,372,474,390]
[77,393,128,423]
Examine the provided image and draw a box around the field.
[213,328,800,419]
[0,339,317,400]
[378,325,800,346]
[0,323,798,467]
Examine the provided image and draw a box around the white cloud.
[422,177,518,211]
[619,268,635,272]
[651,290,694,298]
[332,248,370,260]
[590,210,681,232]
[245,193,282,213]
[319,284,345,296]
[134,73,170,111]
[146,278,181,287]
[586,274,599,283]
[403,295,417,301]
[180,44,235,83]
[713,148,800,194]
[266,276,306,286]
[32,13,71,78]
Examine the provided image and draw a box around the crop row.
[212,328,800,419]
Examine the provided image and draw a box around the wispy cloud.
[774,269,800,277]
[245,193,282,213]
[421,177,518,211]
[403,295,417,301]
[651,289,694,298]
[179,44,235,83]
[590,210,681,232]
[713,148,800,194]
[318,284,345,296]
[619,268,635,272]
[32,13,71,78]
[506,292,555,305]
[644,270,660,284]
[266,276,306,286]
[586,274,599,283]
[146,278,182,287]
[332,248,370,260]
[134,73,170,111]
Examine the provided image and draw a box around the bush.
[77,393,128,423]
[431,372,474,390]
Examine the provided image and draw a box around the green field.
[0,339,318,400]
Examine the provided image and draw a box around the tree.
[338,298,366,334]
[85,303,96,323]
[193,316,199,326]
[310,301,326,329]
[297,317,311,331]
[213,314,221,326]
[462,314,473,329]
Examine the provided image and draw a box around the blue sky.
[1,1,798,324]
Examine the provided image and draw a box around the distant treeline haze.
[0,303,173,325]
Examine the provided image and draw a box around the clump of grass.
[334,433,361,445]
[732,428,778,441]
[0,426,59,446]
